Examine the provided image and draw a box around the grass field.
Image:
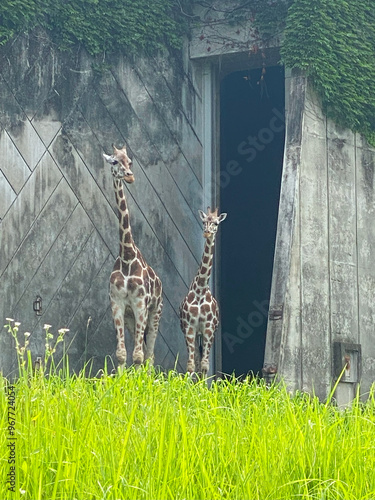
[1,362,375,500]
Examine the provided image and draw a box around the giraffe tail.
[197,334,203,357]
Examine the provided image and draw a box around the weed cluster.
[4,319,70,378]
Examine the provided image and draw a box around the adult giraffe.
[103,144,163,369]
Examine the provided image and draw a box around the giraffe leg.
[201,329,214,378]
[195,334,202,376]
[132,311,148,367]
[184,326,196,374]
[144,302,163,366]
[111,301,127,368]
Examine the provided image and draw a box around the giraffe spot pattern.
[197,277,205,288]
[122,212,129,227]
[201,303,210,313]
[110,170,163,368]
[122,245,136,261]
[190,306,199,317]
[123,231,132,244]
[130,259,142,277]
[148,267,155,280]
[110,271,125,289]
[119,199,126,212]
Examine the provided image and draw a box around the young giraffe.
[179,207,227,377]
[103,144,163,368]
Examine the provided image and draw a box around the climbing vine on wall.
[281,0,375,146]
[1,0,375,145]
[194,0,375,146]
[0,0,191,53]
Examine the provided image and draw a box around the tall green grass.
[1,366,375,500]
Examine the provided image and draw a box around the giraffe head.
[103,144,134,184]
[198,207,227,239]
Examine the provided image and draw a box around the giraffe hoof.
[201,362,209,373]
[133,351,144,366]
[116,349,127,365]
[187,363,195,373]
[133,358,144,369]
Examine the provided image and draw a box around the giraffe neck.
[191,236,216,292]
[113,178,136,262]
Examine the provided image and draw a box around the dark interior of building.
[220,65,285,377]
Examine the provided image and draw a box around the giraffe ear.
[217,213,227,223]
[103,153,117,165]
[198,209,207,221]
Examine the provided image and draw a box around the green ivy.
[199,0,375,146]
[0,0,192,53]
[281,0,375,146]
[0,0,38,45]
[1,0,375,145]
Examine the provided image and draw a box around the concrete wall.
[2,13,375,401]
[0,29,205,376]
[189,0,375,401]
[265,71,375,403]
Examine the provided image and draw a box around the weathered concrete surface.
[189,0,282,60]
[265,76,375,401]
[2,16,375,400]
[187,0,375,400]
[0,29,204,377]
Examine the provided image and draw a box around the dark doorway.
[219,65,285,377]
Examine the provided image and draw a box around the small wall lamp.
[33,295,42,316]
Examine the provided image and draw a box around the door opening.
[219,65,285,377]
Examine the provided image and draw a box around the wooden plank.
[299,83,330,398]
[265,70,305,381]
[278,174,302,393]
[356,138,375,396]
[327,121,358,341]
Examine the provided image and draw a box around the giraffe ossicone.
[104,144,163,369]
[179,207,227,378]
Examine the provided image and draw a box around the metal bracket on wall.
[33,295,42,316]
[268,304,283,321]
[333,341,361,383]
